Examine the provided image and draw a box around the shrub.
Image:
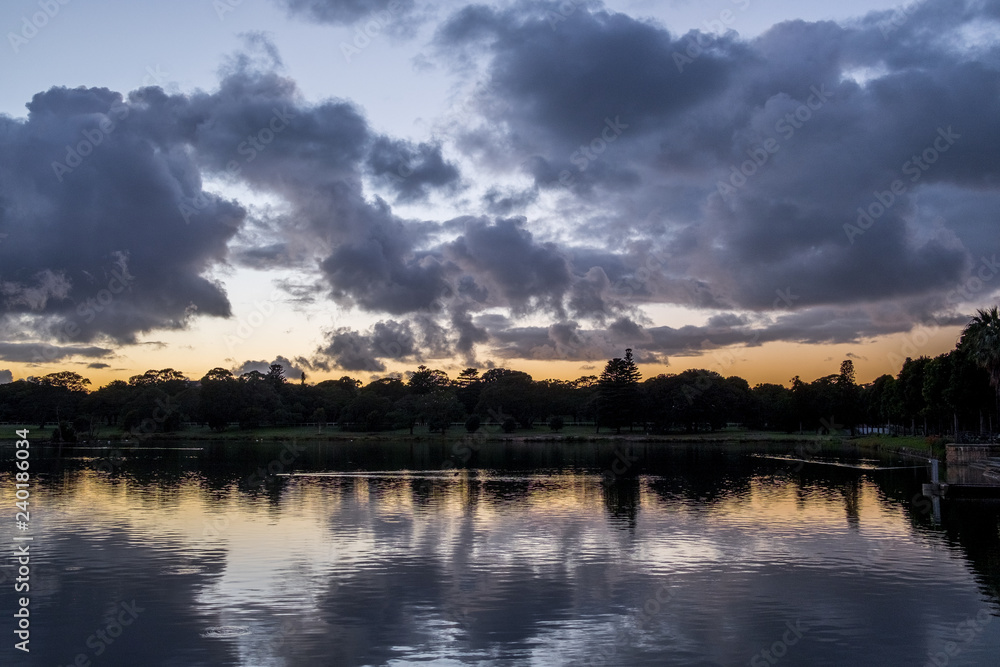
[465,415,481,432]
[548,416,565,431]
[501,418,517,433]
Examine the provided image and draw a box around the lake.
[2,439,999,666]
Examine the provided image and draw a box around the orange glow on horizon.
[3,324,963,390]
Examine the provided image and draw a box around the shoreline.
[2,424,940,457]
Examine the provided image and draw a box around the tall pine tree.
[598,348,642,433]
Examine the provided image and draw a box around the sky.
[0,0,998,389]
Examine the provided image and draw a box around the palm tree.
[960,306,1000,431]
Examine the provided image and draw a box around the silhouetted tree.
[837,359,860,435]
[407,365,451,395]
[960,306,1000,430]
[475,370,537,428]
[598,349,641,433]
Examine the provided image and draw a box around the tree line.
[2,308,998,442]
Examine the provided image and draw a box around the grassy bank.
[0,426,55,442]
[1,423,844,446]
[852,434,945,458]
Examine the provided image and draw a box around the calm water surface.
[1,440,999,666]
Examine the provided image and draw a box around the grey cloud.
[568,266,615,319]
[275,0,415,25]
[132,39,452,318]
[412,313,452,358]
[371,320,420,358]
[231,243,293,269]
[0,369,12,384]
[430,0,1000,334]
[0,342,112,364]
[321,330,388,372]
[446,216,572,314]
[315,319,420,372]
[234,355,308,379]
[487,318,651,362]
[0,86,243,344]
[451,308,489,356]
[480,302,948,363]
[482,185,538,215]
[608,316,652,343]
[318,197,451,314]
[272,278,327,305]
[367,136,461,202]
[8,7,1000,370]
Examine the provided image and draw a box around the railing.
[953,431,1000,444]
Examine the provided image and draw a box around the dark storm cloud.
[567,266,615,319]
[371,319,420,358]
[118,39,454,318]
[275,0,415,25]
[0,342,112,363]
[0,369,13,384]
[608,316,651,342]
[367,136,461,202]
[0,86,243,345]
[0,36,464,350]
[427,0,1000,350]
[315,319,419,371]
[486,318,648,362]
[8,2,1000,370]
[321,329,387,372]
[451,308,489,356]
[435,4,738,147]
[318,198,452,314]
[445,216,572,314]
